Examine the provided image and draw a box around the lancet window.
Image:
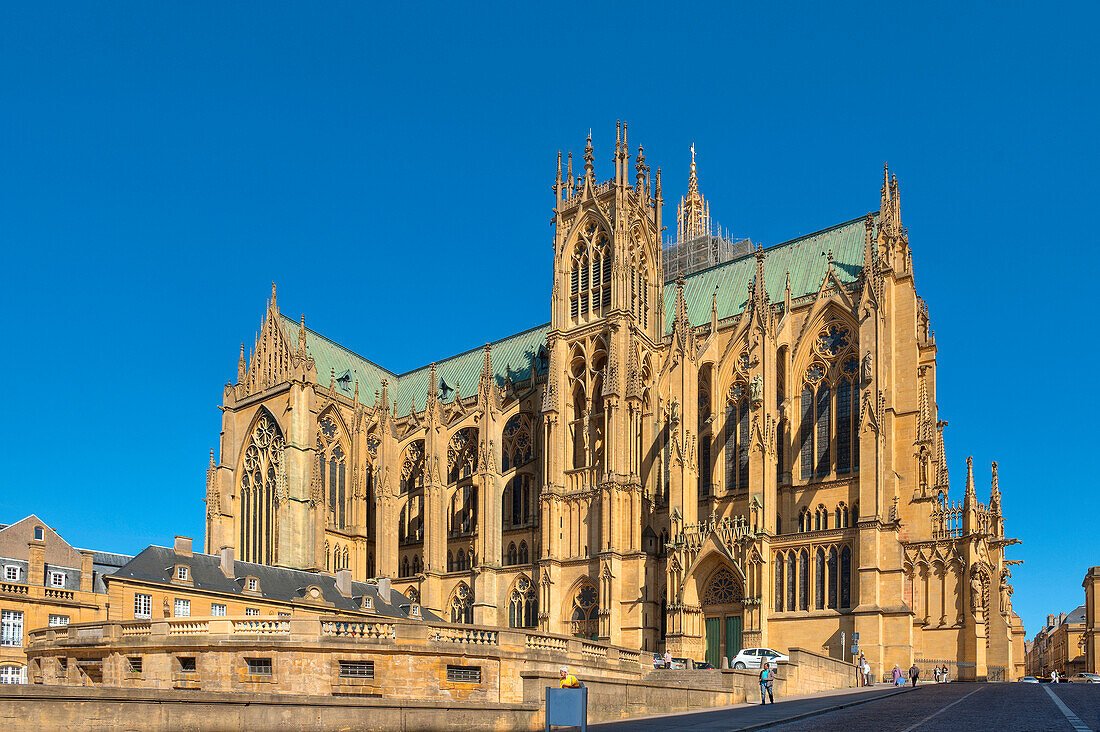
[508,576,538,628]
[502,413,536,470]
[724,380,750,493]
[447,427,478,484]
[400,441,425,493]
[798,322,860,482]
[698,370,713,498]
[449,483,477,536]
[398,494,423,545]
[239,411,283,565]
[568,340,606,472]
[775,544,853,613]
[569,221,612,322]
[449,582,473,624]
[317,412,348,530]
[503,474,534,529]
[570,582,599,640]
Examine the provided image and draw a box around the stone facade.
[1025,607,1086,678]
[0,516,128,683]
[1085,566,1100,674]
[203,125,1025,680]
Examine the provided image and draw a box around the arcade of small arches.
[773,544,853,613]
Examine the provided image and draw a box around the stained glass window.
[725,403,738,493]
[775,557,784,612]
[840,546,852,608]
[799,549,809,611]
[800,386,813,480]
[702,568,741,605]
[738,399,750,489]
[816,547,826,610]
[787,552,796,611]
[816,384,831,477]
[570,583,599,639]
[509,576,538,628]
[837,377,851,472]
[240,412,283,565]
[450,583,473,624]
[828,547,839,609]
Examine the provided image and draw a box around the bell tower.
[540,123,663,646]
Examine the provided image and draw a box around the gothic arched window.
[503,474,533,529]
[508,576,538,628]
[570,221,612,322]
[240,411,284,565]
[570,582,599,639]
[828,546,839,609]
[505,542,517,566]
[774,554,785,612]
[698,369,712,498]
[447,427,478,484]
[799,322,860,482]
[405,586,420,605]
[412,554,421,575]
[317,412,347,530]
[840,545,852,608]
[502,414,536,470]
[724,381,749,493]
[400,441,425,494]
[518,540,529,565]
[786,551,796,611]
[815,547,826,610]
[450,582,473,624]
[798,549,809,611]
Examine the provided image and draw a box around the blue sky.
[1,2,1096,638]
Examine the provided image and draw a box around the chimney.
[27,540,45,587]
[219,546,234,578]
[377,577,392,604]
[335,569,352,597]
[1048,614,1056,627]
[173,536,193,557]
[79,551,94,593]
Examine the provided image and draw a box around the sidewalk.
[588,684,911,731]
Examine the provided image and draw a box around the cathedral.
[204,124,1026,680]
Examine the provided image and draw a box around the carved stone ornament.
[749,374,763,407]
[861,353,873,384]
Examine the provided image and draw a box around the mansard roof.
[281,214,871,413]
[111,545,436,620]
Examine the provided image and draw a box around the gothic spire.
[297,314,308,358]
[935,420,950,493]
[677,144,711,242]
[635,145,647,194]
[916,376,933,444]
[237,343,247,383]
[426,362,438,415]
[990,461,1001,514]
[964,455,976,509]
[673,275,695,355]
[477,343,498,412]
[583,130,594,183]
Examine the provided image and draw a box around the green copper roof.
[662,215,869,332]
[281,214,869,413]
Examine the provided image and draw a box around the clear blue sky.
[1,2,1096,639]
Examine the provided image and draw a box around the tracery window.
[570,582,599,639]
[447,428,478,484]
[503,474,533,529]
[570,221,612,322]
[317,412,348,530]
[518,540,529,565]
[815,547,826,609]
[840,546,852,608]
[702,568,741,606]
[240,411,284,565]
[798,549,809,611]
[502,414,536,470]
[450,483,477,536]
[775,558,784,612]
[400,441,425,494]
[786,552,796,610]
[508,576,538,628]
[798,507,811,533]
[505,542,517,566]
[776,545,852,613]
[828,547,839,609]
[724,381,750,493]
[405,586,420,605]
[449,582,473,624]
[628,229,650,328]
[398,494,423,545]
[698,371,712,498]
[799,322,860,482]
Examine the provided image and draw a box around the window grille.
[128,657,142,674]
[245,658,272,675]
[338,660,374,678]
[446,665,481,683]
[177,656,197,672]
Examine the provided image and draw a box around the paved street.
[589,683,1100,731]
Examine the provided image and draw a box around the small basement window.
[338,660,374,678]
[446,665,481,683]
[245,658,272,676]
[177,656,197,673]
[128,657,142,674]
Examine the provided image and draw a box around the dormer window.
[247,577,259,592]
[409,604,422,619]
[362,596,374,611]
[336,369,352,392]
[176,566,189,581]
[49,571,65,588]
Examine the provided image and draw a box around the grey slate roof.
[1064,605,1087,624]
[109,545,437,621]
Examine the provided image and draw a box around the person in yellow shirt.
[559,666,582,688]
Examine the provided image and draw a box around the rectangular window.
[4,566,18,581]
[49,571,66,588]
[176,566,189,581]
[128,657,142,674]
[134,594,151,619]
[1,610,24,647]
[277,612,290,618]
[338,660,374,678]
[48,615,69,627]
[247,577,258,592]
[177,656,196,672]
[245,658,272,675]
[33,526,43,541]
[245,608,260,616]
[174,599,190,618]
[446,665,481,683]
[210,604,226,617]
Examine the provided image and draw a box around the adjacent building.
[202,126,1026,679]
[1083,566,1099,674]
[0,515,130,683]
[1025,607,1086,678]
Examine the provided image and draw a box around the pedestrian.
[1051,670,1058,684]
[909,663,920,687]
[663,650,673,669]
[892,664,903,686]
[862,658,872,686]
[759,661,774,704]
[559,666,582,689]
[941,664,948,683]
[933,666,940,683]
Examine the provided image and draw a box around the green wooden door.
[705,617,720,667]
[725,615,742,664]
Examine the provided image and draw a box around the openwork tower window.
[569,221,611,322]
[317,412,347,530]
[449,582,473,624]
[508,576,538,628]
[799,322,860,482]
[239,411,283,565]
[570,582,599,639]
[502,413,536,470]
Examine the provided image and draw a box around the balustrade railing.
[431,626,498,645]
[232,619,289,635]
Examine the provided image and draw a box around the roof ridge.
[670,212,875,284]
[279,313,399,378]
[395,321,551,377]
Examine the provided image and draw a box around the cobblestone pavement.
[588,682,1100,731]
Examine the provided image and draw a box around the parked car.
[1019,676,1040,683]
[1068,672,1100,683]
[730,648,789,669]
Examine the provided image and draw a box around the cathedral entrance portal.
[701,567,743,667]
